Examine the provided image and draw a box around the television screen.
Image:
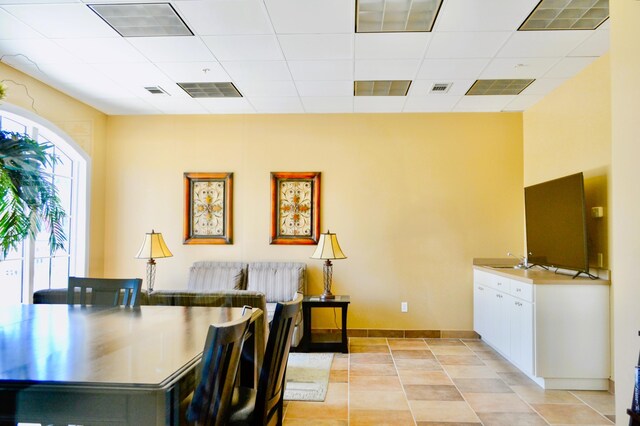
[524,172,588,273]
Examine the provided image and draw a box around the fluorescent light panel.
[88,3,193,37]
[354,80,412,96]
[519,0,609,31]
[356,0,443,33]
[178,82,243,98]
[466,79,534,96]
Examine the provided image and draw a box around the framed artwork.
[270,172,320,245]
[183,172,233,245]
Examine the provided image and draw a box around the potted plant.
[0,106,66,257]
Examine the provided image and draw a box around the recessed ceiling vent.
[430,83,452,94]
[144,86,169,95]
[88,3,193,37]
[466,79,535,96]
[356,0,443,33]
[178,82,243,98]
[354,80,412,96]
[519,0,609,31]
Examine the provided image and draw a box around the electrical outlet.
[401,302,408,312]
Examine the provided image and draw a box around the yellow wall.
[1,63,108,276]
[105,113,523,331]
[610,1,640,422]
[523,55,611,270]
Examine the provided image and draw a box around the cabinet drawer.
[486,274,511,293]
[509,280,533,302]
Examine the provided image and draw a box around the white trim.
[0,102,91,289]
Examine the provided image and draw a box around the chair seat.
[228,386,257,425]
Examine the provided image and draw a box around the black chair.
[228,293,303,426]
[185,308,253,426]
[67,277,142,307]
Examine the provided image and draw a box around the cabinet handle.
[516,288,521,292]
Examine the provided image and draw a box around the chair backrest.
[187,309,253,426]
[254,293,303,424]
[67,277,142,307]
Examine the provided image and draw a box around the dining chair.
[67,277,143,307]
[185,308,254,426]
[228,293,303,426]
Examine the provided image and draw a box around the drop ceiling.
[0,0,609,115]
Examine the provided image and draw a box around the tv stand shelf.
[473,265,610,390]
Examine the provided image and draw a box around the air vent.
[88,3,193,37]
[354,80,412,96]
[356,0,443,33]
[430,83,452,94]
[466,79,535,96]
[178,82,243,98]
[519,0,609,31]
[144,86,169,95]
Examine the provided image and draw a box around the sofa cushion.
[187,262,246,291]
[247,262,305,303]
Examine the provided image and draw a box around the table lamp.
[310,230,347,300]
[135,230,173,292]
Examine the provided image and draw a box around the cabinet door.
[482,286,509,356]
[473,284,488,338]
[509,297,534,375]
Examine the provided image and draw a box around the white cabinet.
[472,267,610,390]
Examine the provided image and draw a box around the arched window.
[0,106,89,304]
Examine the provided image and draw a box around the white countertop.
[473,264,610,285]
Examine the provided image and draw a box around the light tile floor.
[283,337,615,425]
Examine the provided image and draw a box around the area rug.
[283,352,334,402]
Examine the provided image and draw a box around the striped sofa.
[185,261,306,347]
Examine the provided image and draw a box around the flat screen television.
[524,172,589,274]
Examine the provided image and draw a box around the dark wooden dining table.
[0,304,263,425]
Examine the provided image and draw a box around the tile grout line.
[387,337,419,426]
[460,339,552,426]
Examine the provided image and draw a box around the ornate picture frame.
[270,172,321,245]
[183,172,233,245]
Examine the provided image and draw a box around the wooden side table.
[299,295,350,353]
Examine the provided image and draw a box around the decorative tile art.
[183,172,233,244]
[270,172,320,245]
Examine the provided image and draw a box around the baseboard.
[312,328,479,339]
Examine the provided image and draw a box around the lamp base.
[320,292,335,300]
[321,259,335,300]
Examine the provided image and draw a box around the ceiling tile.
[134,97,208,115]
[202,35,283,61]
[354,96,406,113]
[417,58,490,79]
[409,80,473,97]
[234,80,298,97]
[54,38,148,63]
[0,38,80,66]
[3,4,116,38]
[248,96,304,113]
[301,96,354,113]
[154,62,231,82]
[355,60,420,80]
[480,57,559,79]
[264,0,354,34]
[295,81,352,97]
[503,95,545,111]
[497,31,592,58]
[0,8,41,39]
[435,0,539,31]
[127,37,216,63]
[278,34,353,61]
[453,95,516,112]
[288,60,353,81]
[174,0,273,35]
[196,98,256,114]
[521,78,565,96]
[569,30,609,57]
[82,97,160,115]
[355,33,430,60]
[37,63,134,97]
[222,61,291,81]
[543,56,598,79]
[403,95,461,112]
[426,32,512,59]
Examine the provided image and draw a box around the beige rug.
[284,352,333,402]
